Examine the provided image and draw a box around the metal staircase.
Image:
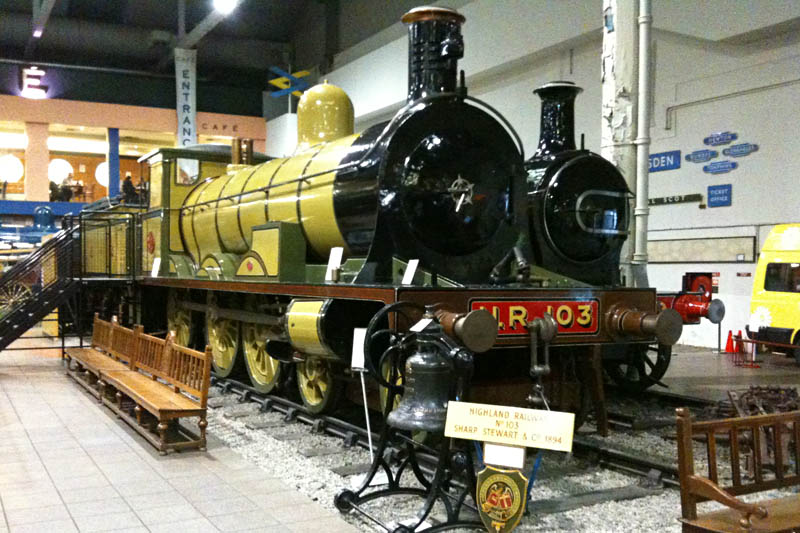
[0,226,80,351]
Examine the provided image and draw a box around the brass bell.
[387,321,453,433]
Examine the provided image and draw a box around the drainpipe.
[632,0,652,286]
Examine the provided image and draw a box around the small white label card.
[150,257,161,277]
[351,328,367,370]
[409,317,433,332]
[483,443,526,469]
[325,246,344,281]
[401,259,419,285]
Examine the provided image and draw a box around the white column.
[24,122,50,202]
[600,0,642,287]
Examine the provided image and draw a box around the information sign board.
[707,184,732,207]
[649,150,681,172]
[444,401,575,452]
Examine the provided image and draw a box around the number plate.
[469,299,599,336]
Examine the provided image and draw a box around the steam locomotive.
[87,6,683,419]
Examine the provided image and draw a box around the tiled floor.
[0,346,358,533]
[662,344,800,401]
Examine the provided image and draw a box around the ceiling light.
[47,136,108,154]
[0,132,29,150]
[213,0,239,14]
[32,29,43,38]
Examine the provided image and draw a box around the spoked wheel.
[0,282,31,316]
[206,293,245,378]
[242,315,282,394]
[296,357,343,414]
[167,289,192,347]
[605,343,672,392]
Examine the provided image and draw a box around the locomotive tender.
[114,6,682,415]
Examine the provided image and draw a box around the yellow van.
[748,224,800,363]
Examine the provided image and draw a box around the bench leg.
[157,422,169,455]
[115,391,123,416]
[198,416,208,451]
[97,380,106,404]
[134,405,142,426]
[64,356,71,375]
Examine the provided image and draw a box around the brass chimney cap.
[401,6,465,24]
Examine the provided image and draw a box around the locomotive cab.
[138,146,269,277]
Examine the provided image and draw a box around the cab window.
[176,158,199,185]
[764,263,800,293]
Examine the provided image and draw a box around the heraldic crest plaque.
[477,465,529,533]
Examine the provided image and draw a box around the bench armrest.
[688,475,768,529]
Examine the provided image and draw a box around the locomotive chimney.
[401,6,465,102]
[533,81,583,159]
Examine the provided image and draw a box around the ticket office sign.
[444,401,575,453]
[470,299,599,336]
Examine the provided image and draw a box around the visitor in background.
[122,175,138,204]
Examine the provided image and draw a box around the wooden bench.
[676,407,800,532]
[64,314,133,399]
[99,330,212,454]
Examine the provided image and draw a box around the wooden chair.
[676,407,800,532]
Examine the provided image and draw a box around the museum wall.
[320,0,800,347]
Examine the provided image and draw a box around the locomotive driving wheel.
[296,357,342,414]
[167,289,192,347]
[206,293,244,378]
[243,321,282,394]
[605,343,672,392]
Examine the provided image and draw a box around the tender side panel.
[299,135,359,258]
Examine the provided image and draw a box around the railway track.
[208,374,695,526]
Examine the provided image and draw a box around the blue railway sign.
[649,150,681,172]
[722,143,758,158]
[703,160,738,174]
[703,131,738,146]
[707,184,732,208]
[685,149,718,164]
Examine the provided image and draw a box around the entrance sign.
[174,48,197,147]
[444,401,575,452]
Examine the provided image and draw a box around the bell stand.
[334,386,483,532]
[333,311,483,532]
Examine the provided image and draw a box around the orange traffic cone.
[725,330,734,353]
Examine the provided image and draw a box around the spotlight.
[213,0,239,14]
[33,29,43,38]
